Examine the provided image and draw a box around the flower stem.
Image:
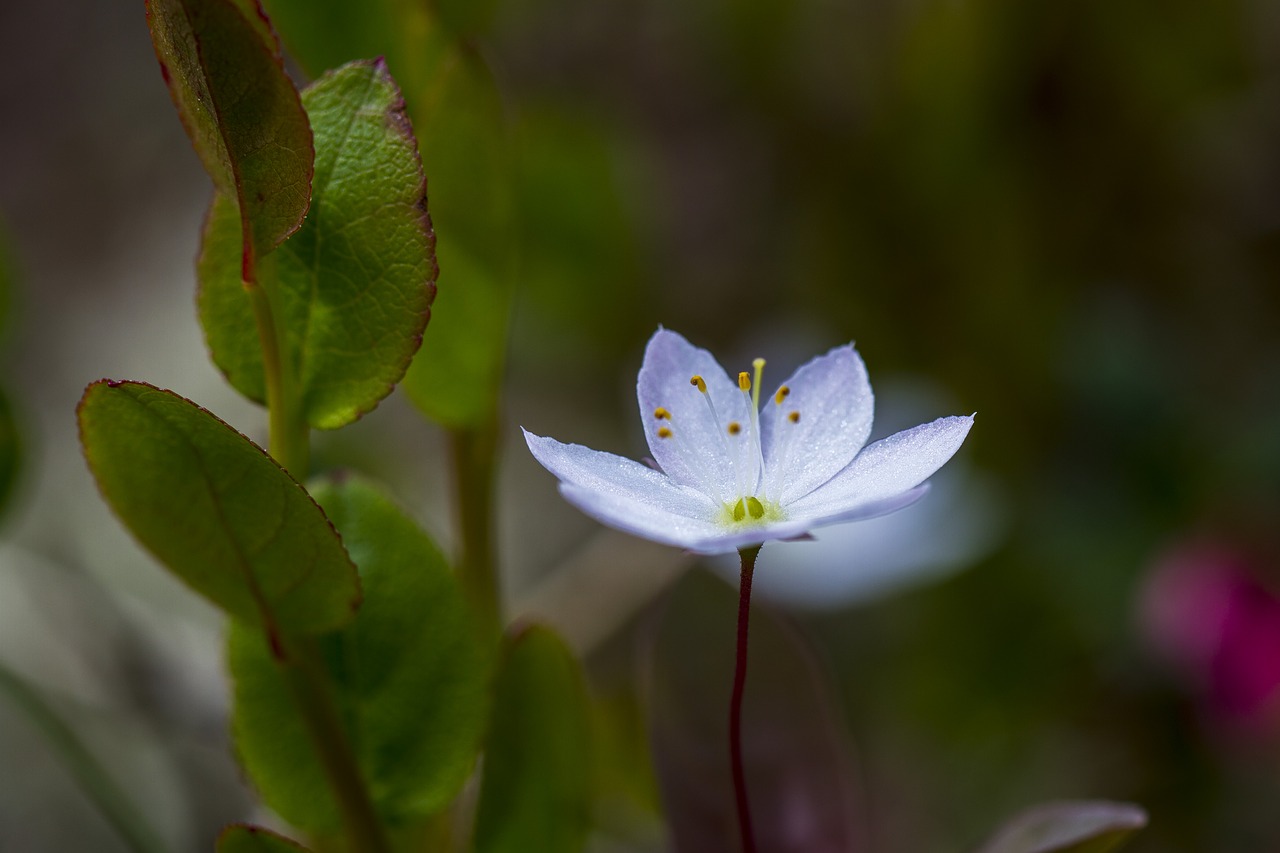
[731,544,761,853]
[450,418,501,637]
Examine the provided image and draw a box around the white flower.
[523,328,974,555]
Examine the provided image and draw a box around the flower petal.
[761,344,874,505]
[786,415,974,520]
[557,484,735,552]
[523,429,717,521]
[636,328,756,502]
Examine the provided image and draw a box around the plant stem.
[450,418,501,637]
[278,638,392,853]
[730,544,761,853]
[247,283,308,477]
[247,278,385,849]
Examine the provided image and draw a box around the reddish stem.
[730,544,761,853]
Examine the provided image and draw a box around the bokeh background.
[2,0,1280,850]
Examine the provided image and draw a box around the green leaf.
[473,625,592,853]
[229,477,488,833]
[145,0,313,273]
[217,825,310,853]
[77,380,360,634]
[254,0,514,427]
[972,801,1148,853]
[401,43,513,428]
[199,60,437,429]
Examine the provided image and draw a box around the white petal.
[786,415,974,520]
[636,328,756,501]
[523,430,716,520]
[558,484,732,552]
[761,344,874,504]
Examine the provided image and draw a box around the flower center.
[652,356,804,526]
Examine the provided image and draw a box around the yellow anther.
[654,407,671,420]
[727,422,742,435]
[690,375,707,393]
[657,426,673,439]
[732,499,746,521]
[775,385,790,405]
[738,372,751,392]
[745,496,765,519]
[788,411,800,423]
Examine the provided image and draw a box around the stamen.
[727,422,742,435]
[788,411,800,423]
[738,372,751,392]
[690,375,707,393]
[775,385,790,405]
[751,359,765,411]
[730,496,766,522]
[654,407,671,420]
[657,426,673,439]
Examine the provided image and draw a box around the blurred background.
[2,0,1280,850]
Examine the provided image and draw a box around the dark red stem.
[730,544,761,853]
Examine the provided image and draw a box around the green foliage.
[216,825,310,853]
[145,0,313,273]
[473,625,592,853]
[973,801,1148,853]
[76,381,361,634]
[259,0,514,427]
[229,477,489,833]
[199,59,437,429]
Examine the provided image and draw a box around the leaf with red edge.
[217,824,311,852]
[77,380,360,636]
[146,0,313,278]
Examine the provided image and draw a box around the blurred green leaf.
[0,659,169,853]
[146,0,312,273]
[401,41,513,428]
[972,801,1148,853]
[77,380,360,634]
[0,385,19,521]
[217,825,310,852]
[645,569,866,853]
[229,477,488,833]
[473,624,592,853]
[199,60,437,428]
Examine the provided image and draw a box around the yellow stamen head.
[738,372,751,392]
[654,407,671,420]
[775,385,790,405]
[727,421,742,435]
[657,426,673,439]
[788,411,800,423]
[690,375,707,393]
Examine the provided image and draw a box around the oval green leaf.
[473,624,592,853]
[229,477,488,833]
[199,59,437,429]
[146,0,313,273]
[77,380,360,635]
[972,801,1148,853]
[217,825,311,853]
